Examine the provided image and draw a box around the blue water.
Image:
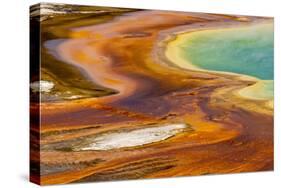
[180,23,274,80]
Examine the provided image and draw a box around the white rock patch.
[78,123,187,151]
[30,80,54,93]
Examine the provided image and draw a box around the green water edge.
[167,22,274,102]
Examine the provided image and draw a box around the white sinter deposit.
[78,123,187,151]
[30,80,54,93]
